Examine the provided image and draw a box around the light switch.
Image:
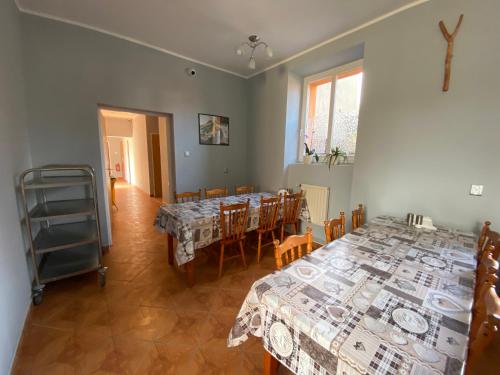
[184,151,190,157]
[470,184,484,196]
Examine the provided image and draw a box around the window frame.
[298,59,364,162]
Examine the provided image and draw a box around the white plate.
[392,308,429,334]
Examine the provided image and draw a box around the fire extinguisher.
[115,163,121,172]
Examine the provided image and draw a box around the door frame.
[97,104,175,245]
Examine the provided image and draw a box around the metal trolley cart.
[20,165,107,305]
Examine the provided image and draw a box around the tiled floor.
[12,181,290,375]
[11,181,500,374]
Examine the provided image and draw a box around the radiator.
[300,184,330,225]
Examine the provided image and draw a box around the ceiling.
[16,0,424,78]
[100,109,139,120]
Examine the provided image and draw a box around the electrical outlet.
[223,168,229,174]
[470,184,484,196]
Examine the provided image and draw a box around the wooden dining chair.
[280,191,303,242]
[205,187,228,199]
[324,211,346,242]
[466,284,500,375]
[175,190,202,203]
[351,204,364,231]
[235,185,254,195]
[218,199,250,277]
[273,227,313,270]
[257,195,281,263]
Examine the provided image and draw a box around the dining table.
[154,192,311,286]
[228,216,477,375]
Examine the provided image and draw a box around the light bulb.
[248,56,256,70]
[265,45,273,58]
[236,46,243,56]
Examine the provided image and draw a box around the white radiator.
[300,184,330,225]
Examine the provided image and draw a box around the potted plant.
[326,146,347,170]
[303,143,319,164]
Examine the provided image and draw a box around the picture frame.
[198,113,229,146]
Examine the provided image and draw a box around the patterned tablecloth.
[228,216,477,375]
[155,193,311,266]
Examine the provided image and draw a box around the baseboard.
[8,297,32,374]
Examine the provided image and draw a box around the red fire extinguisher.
[115,163,121,172]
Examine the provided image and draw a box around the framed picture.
[198,113,229,145]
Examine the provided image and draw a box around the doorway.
[97,106,175,245]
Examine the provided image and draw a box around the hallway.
[12,181,279,375]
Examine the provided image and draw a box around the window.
[300,60,363,161]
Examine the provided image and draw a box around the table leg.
[167,233,174,265]
[263,350,279,375]
[185,260,195,287]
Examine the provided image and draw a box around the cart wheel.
[99,272,106,287]
[32,292,43,305]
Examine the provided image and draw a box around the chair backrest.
[466,284,500,374]
[175,190,202,203]
[478,221,491,252]
[480,228,500,260]
[235,185,254,195]
[220,199,250,243]
[282,191,303,225]
[273,227,313,270]
[324,211,346,242]
[478,249,499,284]
[259,195,281,231]
[205,187,228,199]
[352,204,364,231]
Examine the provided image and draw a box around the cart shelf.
[23,176,92,189]
[29,199,95,221]
[34,221,98,254]
[38,243,101,283]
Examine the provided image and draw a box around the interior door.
[151,133,162,198]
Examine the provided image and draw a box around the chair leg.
[257,232,262,263]
[239,240,247,269]
[281,224,285,243]
[293,222,298,234]
[218,244,225,278]
[271,230,276,243]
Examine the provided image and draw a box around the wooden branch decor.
[439,14,464,92]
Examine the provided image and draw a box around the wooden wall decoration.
[439,14,464,92]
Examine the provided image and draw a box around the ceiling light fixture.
[235,35,273,70]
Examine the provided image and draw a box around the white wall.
[107,137,123,178]
[0,1,32,374]
[105,117,133,137]
[130,115,150,195]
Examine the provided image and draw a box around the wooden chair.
[205,187,228,200]
[218,199,250,277]
[257,195,281,263]
[235,185,254,195]
[273,227,313,270]
[352,204,364,231]
[280,191,303,242]
[466,283,500,375]
[324,211,346,242]
[175,190,202,203]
